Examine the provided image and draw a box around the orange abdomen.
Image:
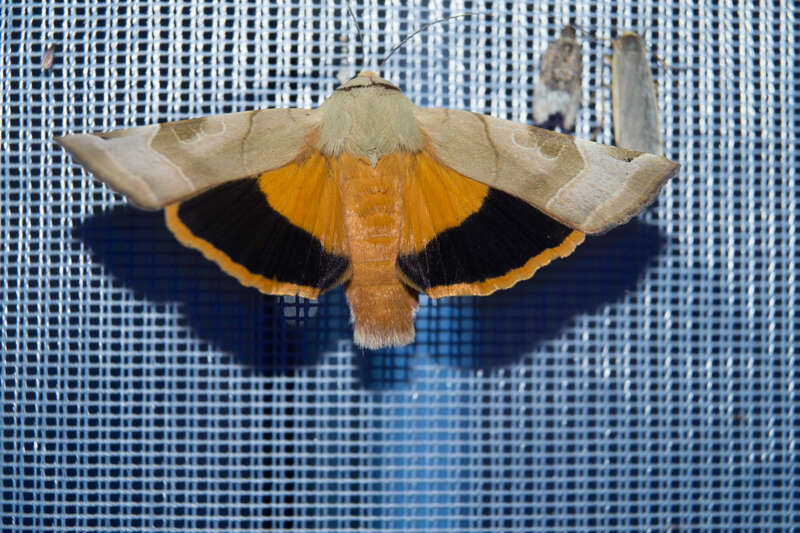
[331,152,419,349]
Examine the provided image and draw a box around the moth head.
[336,70,400,91]
[560,25,577,40]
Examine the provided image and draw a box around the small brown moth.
[611,32,663,155]
[57,67,678,349]
[533,25,582,132]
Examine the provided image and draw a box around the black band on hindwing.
[176,178,348,291]
[397,188,574,290]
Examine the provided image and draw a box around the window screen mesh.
[2,1,798,531]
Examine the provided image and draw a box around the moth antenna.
[378,13,483,69]
[565,22,609,44]
[565,24,687,72]
[346,5,368,69]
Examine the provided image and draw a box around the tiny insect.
[533,25,582,132]
[40,44,56,72]
[57,20,678,349]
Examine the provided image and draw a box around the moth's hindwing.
[397,152,585,297]
[165,151,350,298]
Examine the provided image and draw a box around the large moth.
[611,32,664,155]
[533,25,582,132]
[57,69,678,349]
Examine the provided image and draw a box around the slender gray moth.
[611,32,663,155]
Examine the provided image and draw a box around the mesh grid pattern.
[2,1,798,531]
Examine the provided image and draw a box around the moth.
[532,25,582,132]
[57,69,678,349]
[611,32,663,155]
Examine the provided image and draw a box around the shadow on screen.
[74,205,350,374]
[346,221,667,388]
[460,220,668,369]
[354,221,667,387]
[75,207,666,382]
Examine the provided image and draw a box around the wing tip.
[581,155,680,235]
[56,132,164,210]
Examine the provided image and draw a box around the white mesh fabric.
[2,1,797,531]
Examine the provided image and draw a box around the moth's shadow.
[74,205,348,374]
[354,221,668,386]
[76,207,667,381]
[464,220,668,369]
